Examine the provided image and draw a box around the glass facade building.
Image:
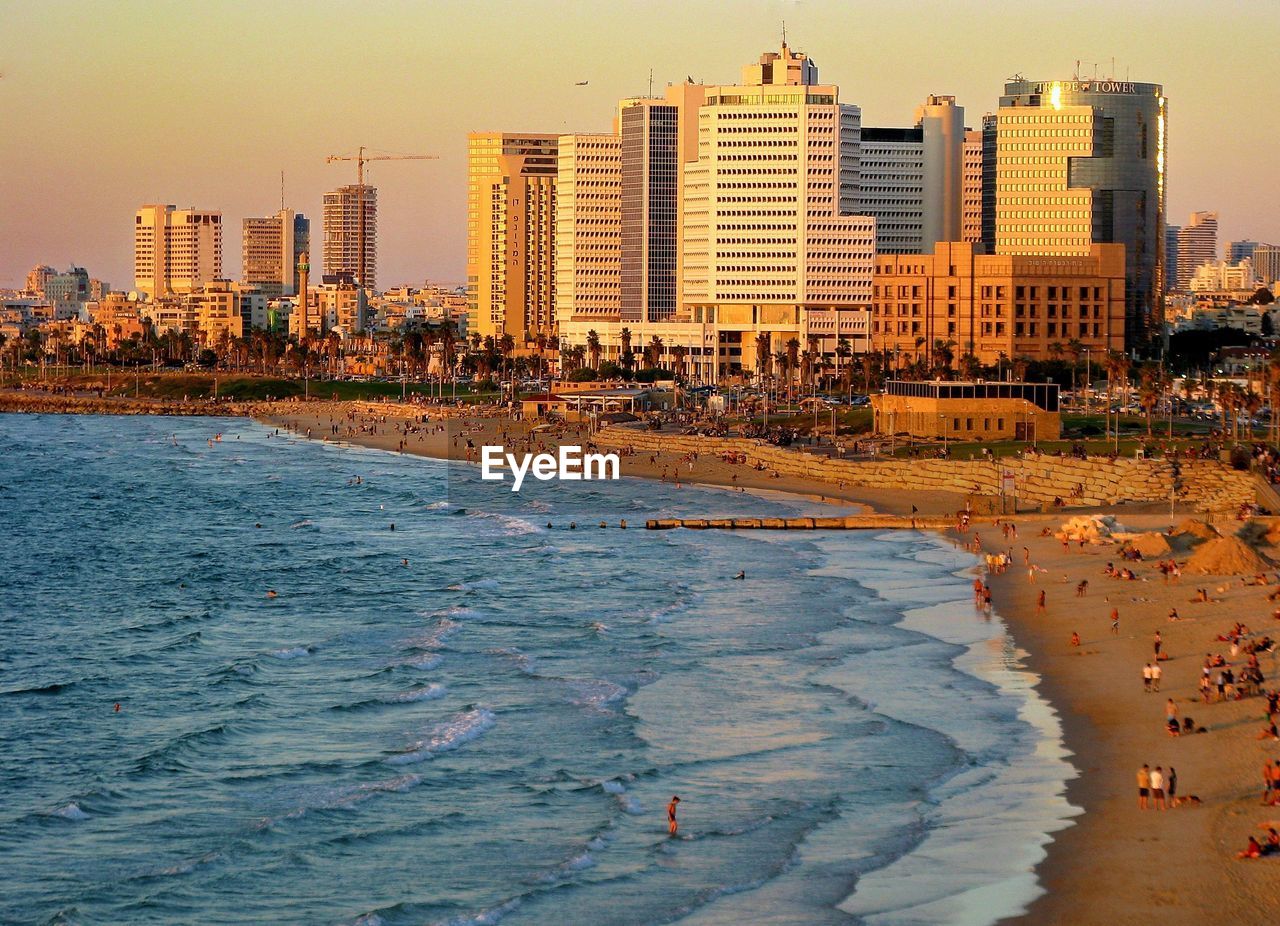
[620,102,679,322]
[996,79,1167,348]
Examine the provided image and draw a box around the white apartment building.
[962,128,984,243]
[134,205,223,298]
[555,134,621,325]
[1177,211,1219,290]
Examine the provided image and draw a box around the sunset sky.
[2,0,1277,291]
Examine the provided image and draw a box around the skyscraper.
[621,98,681,323]
[995,78,1167,347]
[1165,225,1180,293]
[855,95,964,254]
[134,205,223,298]
[1227,240,1260,263]
[242,209,310,298]
[466,133,558,342]
[1253,246,1280,287]
[1175,211,1217,290]
[323,185,377,290]
[555,133,621,325]
[681,42,876,372]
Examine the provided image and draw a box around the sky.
[1,0,1277,291]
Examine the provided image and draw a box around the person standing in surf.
[667,796,680,836]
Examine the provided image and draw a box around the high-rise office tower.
[555,133,621,324]
[980,114,998,251]
[681,42,876,368]
[323,185,377,290]
[1227,240,1260,263]
[1175,211,1217,290]
[621,98,681,323]
[466,133,558,341]
[962,129,984,244]
[1253,246,1280,287]
[995,78,1167,347]
[856,95,964,254]
[242,209,310,298]
[1165,225,1180,293]
[857,127,924,253]
[134,205,223,298]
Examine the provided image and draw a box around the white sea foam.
[386,708,496,765]
[424,501,451,510]
[289,519,315,529]
[566,678,627,710]
[52,802,89,821]
[430,897,521,926]
[385,684,446,703]
[405,654,444,671]
[272,646,312,660]
[469,511,542,536]
[600,780,626,795]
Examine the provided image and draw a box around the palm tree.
[835,337,852,387]
[1138,364,1162,437]
[619,327,633,374]
[644,335,664,370]
[959,352,982,381]
[1105,351,1130,444]
[931,339,955,379]
[755,332,772,379]
[671,344,687,379]
[586,330,601,371]
[498,333,515,379]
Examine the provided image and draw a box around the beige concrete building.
[466,132,558,344]
[871,241,1125,369]
[134,205,223,298]
[680,42,876,375]
[962,128,984,244]
[242,209,309,298]
[191,281,243,344]
[871,380,1062,442]
[555,133,621,325]
[323,185,377,289]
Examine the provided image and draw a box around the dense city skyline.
[2,0,1277,290]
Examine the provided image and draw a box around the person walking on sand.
[1150,661,1161,692]
[1110,607,1120,635]
[667,796,681,836]
[1037,590,1046,614]
[1137,764,1151,810]
[1166,698,1179,725]
[1143,663,1153,693]
[1153,631,1162,660]
[1264,760,1275,805]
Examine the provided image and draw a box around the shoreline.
[13,401,1280,919]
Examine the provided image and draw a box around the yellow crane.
[325,146,438,287]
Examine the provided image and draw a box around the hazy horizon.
[2,0,1277,291]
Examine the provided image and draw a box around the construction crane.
[325,146,438,288]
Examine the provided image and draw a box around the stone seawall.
[0,391,267,418]
[595,426,1255,513]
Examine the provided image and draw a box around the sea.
[0,414,1078,926]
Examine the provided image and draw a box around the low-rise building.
[871,379,1061,442]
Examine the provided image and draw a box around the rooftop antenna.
[648,67,653,97]
[1073,59,1080,80]
[782,20,786,46]
[280,170,285,212]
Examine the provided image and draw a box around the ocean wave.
[430,897,522,926]
[565,678,627,711]
[385,708,496,765]
[400,618,459,652]
[490,648,536,675]
[385,684,447,703]
[403,654,444,671]
[289,519,316,530]
[272,645,314,660]
[254,773,424,830]
[424,501,451,510]
[51,802,89,821]
[536,849,596,883]
[467,511,543,536]
[447,578,499,592]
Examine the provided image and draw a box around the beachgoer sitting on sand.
[1104,563,1116,577]
[1168,608,1182,621]
[1238,836,1264,859]
[1258,721,1279,740]
[1071,632,1081,647]
[1167,717,1181,736]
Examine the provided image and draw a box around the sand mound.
[1056,515,1113,545]
[1172,518,1219,541]
[1127,532,1173,558]
[1184,535,1272,576]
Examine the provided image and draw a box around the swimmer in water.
[401,558,409,567]
[266,590,278,599]
[667,796,681,836]
[114,702,121,713]
[733,571,745,580]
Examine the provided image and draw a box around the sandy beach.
[248,399,1280,922]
